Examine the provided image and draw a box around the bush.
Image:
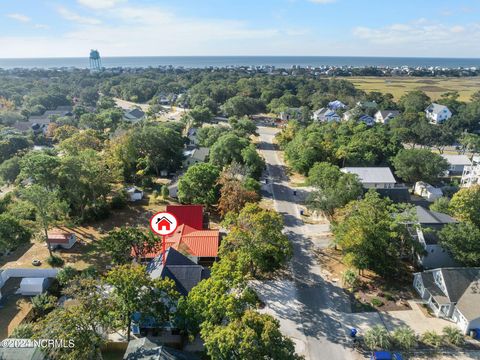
[84,200,110,221]
[31,293,57,318]
[442,326,464,346]
[364,325,391,350]
[56,266,78,286]
[370,298,384,307]
[161,185,170,199]
[9,323,34,339]
[392,326,417,350]
[111,191,128,209]
[47,255,64,267]
[342,269,358,288]
[421,330,443,348]
[81,265,98,279]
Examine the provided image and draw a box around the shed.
[47,229,77,249]
[126,186,144,202]
[18,277,49,296]
[414,181,443,202]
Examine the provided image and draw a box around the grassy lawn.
[343,76,480,102]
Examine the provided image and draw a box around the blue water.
[0,56,479,69]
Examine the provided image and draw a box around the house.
[374,110,400,124]
[187,127,198,146]
[441,154,472,175]
[47,229,77,249]
[342,109,358,121]
[358,114,375,126]
[409,206,457,269]
[124,108,145,123]
[127,186,144,202]
[414,181,443,202]
[140,224,220,265]
[124,337,199,360]
[11,120,49,134]
[146,248,210,296]
[279,107,302,121]
[413,267,480,333]
[183,147,209,167]
[328,100,347,110]
[166,205,205,230]
[425,103,452,125]
[341,167,396,189]
[312,108,341,122]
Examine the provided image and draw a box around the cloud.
[77,0,127,10]
[352,20,480,54]
[7,13,31,22]
[57,7,101,25]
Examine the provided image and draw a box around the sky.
[1,0,480,58]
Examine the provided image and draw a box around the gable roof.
[190,147,209,162]
[124,337,199,360]
[47,228,74,244]
[341,167,396,184]
[141,224,220,259]
[441,154,471,166]
[418,268,480,321]
[166,205,204,230]
[146,248,210,296]
[0,345,45,360]
[415,206,456,225]
[426,103,451,115]
[376,110,400,120]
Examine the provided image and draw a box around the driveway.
[257,126,355,360]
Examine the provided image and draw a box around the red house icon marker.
[156,216,173,231]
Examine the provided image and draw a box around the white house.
[341,167,396,189]
[425,103,452,125]
[126,186,144,202]
[47,229,77,249]
[312,108,341,122]
[413,268,480,334]
[414,181,443,202]
[374,110,400,124]
[408,206,457,269]
[441,154,472,175]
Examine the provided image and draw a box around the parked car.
[371,352,403,360]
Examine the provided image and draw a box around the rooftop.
[341,167,396,184]
[441,154,472,166]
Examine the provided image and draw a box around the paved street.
[257,126,355,360]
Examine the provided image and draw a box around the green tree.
[203,310,303,360]
[196,126,230,147]
[99,227,157,264]
[21,185,68,257]
[220,203,292,276]
[430,197,451,214]
[307,162,363,218]
[332,191,409,277]
[56,266,79,287]
[105,264,179,341]
[229,116,257,137]
[209,133,250,169]
[19,151,60,188]
[58,130,103,155]
[0,213,31,253]
[439,222,480,266]
[177,163,220,206]
[188,106,213,125]
[241,144,265,179]
[399,90,430,113]
[31,293,57,318]
[161,184,170,199]
[0,156,21,184]
[449,186,480,227]
[221,96,264,117]
[392,149,449,184]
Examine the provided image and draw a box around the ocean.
[0,56,479,70]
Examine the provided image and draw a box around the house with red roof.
[47,228,77,249]
[166,204,206,229]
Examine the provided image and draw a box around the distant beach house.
[425,103,452,125]
[327,100,347,110]
[413,267,480,334]
[312,108,341,122]
[123,108,145,123]
[374,110,400,124]
[341,167,396,189]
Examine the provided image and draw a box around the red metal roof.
[47,229,73,244]
[166,204,204,230]
[139,224,219,259]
